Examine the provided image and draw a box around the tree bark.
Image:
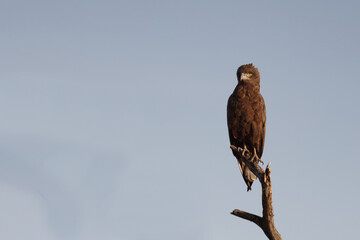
[230,145,282,240]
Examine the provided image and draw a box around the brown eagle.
[227,63,266,191]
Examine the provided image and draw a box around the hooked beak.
[240,73,250,81]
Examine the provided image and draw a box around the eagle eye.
[247,73,253,77]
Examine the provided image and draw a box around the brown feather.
[227,63,266,191]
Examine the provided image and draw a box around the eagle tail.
[237,160,256,191]
[246,181,253,192]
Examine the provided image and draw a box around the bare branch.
[230,145,282,240]
[231,209,262,228]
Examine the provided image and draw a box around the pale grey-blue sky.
[0,0,360,239]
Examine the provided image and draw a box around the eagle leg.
[241,144,249,157]
[250,148,263,165]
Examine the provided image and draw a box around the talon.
[242,145,249,157]
[255,149,264,165]
[250,153,256,162]
[250,148,263,164]
[230,145,239,152]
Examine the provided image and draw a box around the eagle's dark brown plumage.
[227,63,266,191]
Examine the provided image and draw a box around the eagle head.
[236,63,260,85]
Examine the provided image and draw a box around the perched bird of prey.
[227,63,266,191]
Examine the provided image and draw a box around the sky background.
[1,0,360,239]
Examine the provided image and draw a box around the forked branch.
[230,145,282,240]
